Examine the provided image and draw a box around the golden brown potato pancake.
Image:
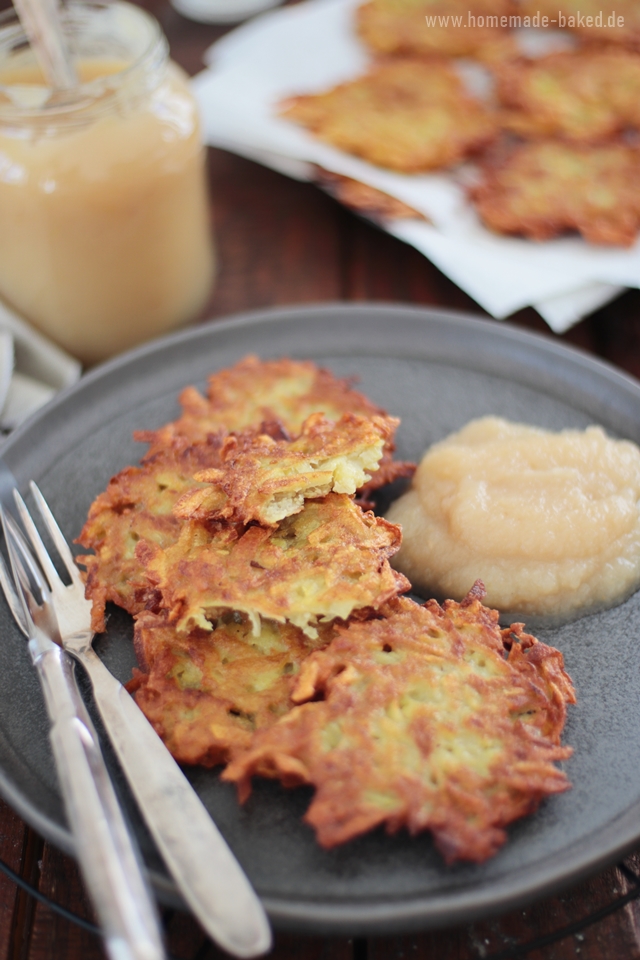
[357,0,516,61]
[139,356,384,454]
[471,141,640,246]
[78,358,414,631]
[517,0,640,48]
[77,439,225,633]
[496,50,640,142]
[279,60,498,173]
[138,356,414,496]
[174,412,397,526]
[129,611,333,766]
[139,493,409,638]
[315,168,428,221]
[224,589,575,862]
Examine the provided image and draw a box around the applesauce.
[387,416,640,623]
[0,2,215,364]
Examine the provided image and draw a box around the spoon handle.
[12,0,77,89]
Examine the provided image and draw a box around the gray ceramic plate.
[1,303,640,936]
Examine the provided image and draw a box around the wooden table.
[2,1,640,957]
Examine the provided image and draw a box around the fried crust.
[129,611,333,767]
[174,412,397,526]
[356,0,517,61]
[139,493,410,638]
[279,59,498,173]
[139,357,384,454]
[495,50,640,142]
[138,356,414,494]
[76,439,225,632]
[223,589,575,862]
[471,140,640,246]
[316,168,428,221]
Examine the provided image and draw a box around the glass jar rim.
[0,0,167,121]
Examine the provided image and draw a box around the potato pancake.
[279,60,498,173]
[78,358,414,631]
[224,589,575,863]
[357,0,516,61]
[471,141,640,246]
[77,438,225,633]
[174,412,397,526]
[138,356,414,495]
[496,50,640,142]
[129,611,333,766]
[139,493,409,638]
[316,169,427,221]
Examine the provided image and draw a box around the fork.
[9,482,272,959]
[0,509,166,960]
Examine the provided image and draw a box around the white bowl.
[170,0,283,23]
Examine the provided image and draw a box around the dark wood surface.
[2,1,640,957]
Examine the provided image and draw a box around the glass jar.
[0,1,215,365]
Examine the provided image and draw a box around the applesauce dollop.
[386,416,640,622]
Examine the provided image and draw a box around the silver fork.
[10,482,272,959]
[0,509,166,960]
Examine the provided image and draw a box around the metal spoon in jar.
[12,0,77,90]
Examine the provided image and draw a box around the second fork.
[0,509,166,960]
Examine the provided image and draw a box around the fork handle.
[33,642,166,960]
[78,645,271,959]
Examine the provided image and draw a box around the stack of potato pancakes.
[280,0,640,246]
[78,357,575,864]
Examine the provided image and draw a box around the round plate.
[1,303,640,935]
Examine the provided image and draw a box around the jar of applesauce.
[0,1,215,365]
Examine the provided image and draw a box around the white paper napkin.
[0,300,81,432]
[193,0,639,332]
